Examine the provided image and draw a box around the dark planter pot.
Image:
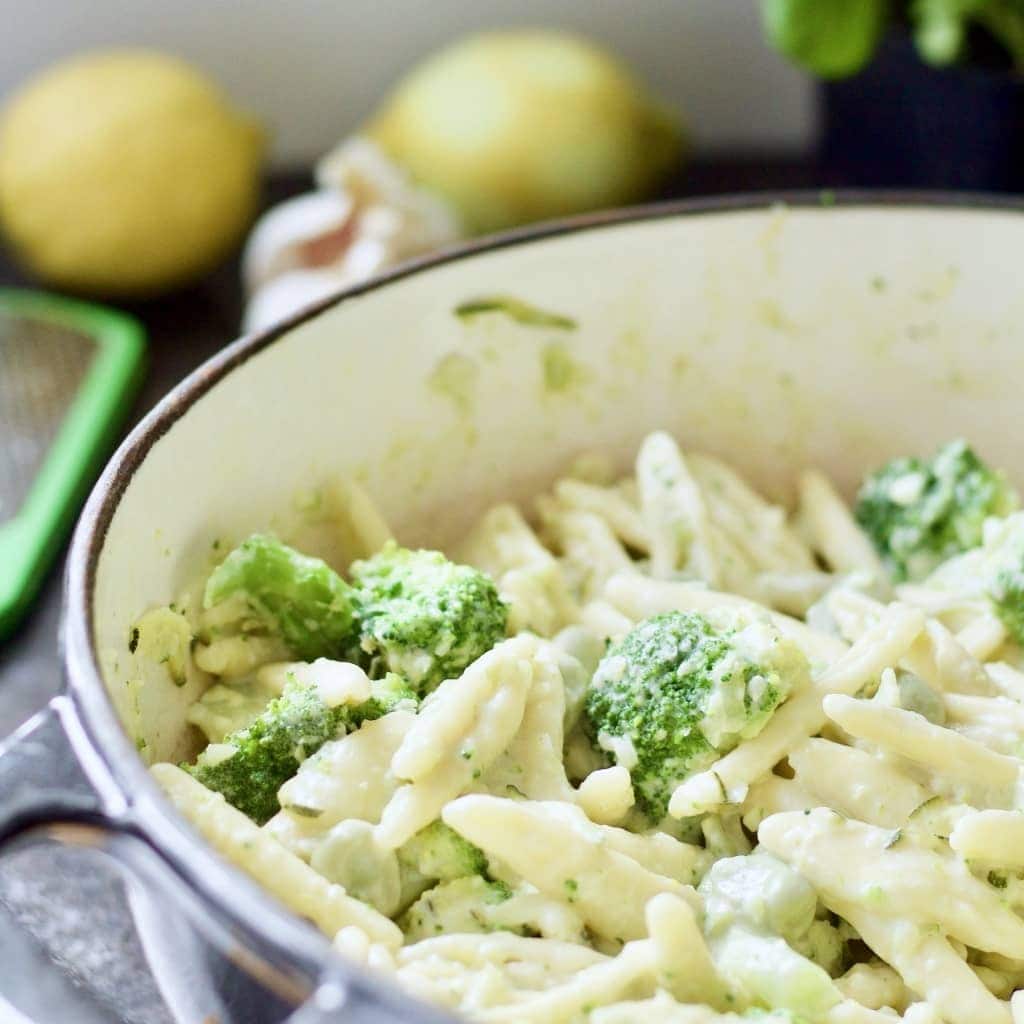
[822,33,1024,191]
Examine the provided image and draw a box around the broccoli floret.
[398,875,585,944]
[967,513,1024,646]
[994,566,1024,645]
[186,671,414,824]
[350,542,507,695]
[349,671,418,725]
[204,534,356,660]
[186,674,283,743]
[399,876,512,941]
[394,820,489,912]
[186,677,345,823]
[854,440,1017,582]
[584,611,806,822]
[928,511,1024,647]
[398,820,488,881]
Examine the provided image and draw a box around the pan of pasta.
[4,194,1024,1024]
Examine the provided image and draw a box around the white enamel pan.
[2,194,1023,1022]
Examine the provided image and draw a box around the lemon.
[0,50,263,296]
[367,31,684,235]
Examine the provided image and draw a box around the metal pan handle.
[0,696,441,1023]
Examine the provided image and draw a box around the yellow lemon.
[367,31,684,235]
[0,50,263,296]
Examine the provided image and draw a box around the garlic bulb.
[242,138,461,332]
[242,190,353,295]
[242,268,346,334]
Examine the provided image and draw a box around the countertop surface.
[0,158,817,1023]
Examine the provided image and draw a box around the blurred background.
[2,1,1024,1020]
[0,2,815,165]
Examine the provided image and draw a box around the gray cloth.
[0,847,171,1024]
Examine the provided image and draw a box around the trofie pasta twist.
[148,432,1024,1024]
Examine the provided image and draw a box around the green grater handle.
[0,290,145,641]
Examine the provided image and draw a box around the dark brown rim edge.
[60,188,1024,980]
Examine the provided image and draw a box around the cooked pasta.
[148,432,1024,1023]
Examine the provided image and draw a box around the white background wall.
[0,0,816,166]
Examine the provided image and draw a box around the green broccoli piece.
[854,439,1017,582]
[930,511,1024,647]
[584,611,805,822]
[393,820,489,912]
[204,534,357,661]
[186,674,283,743]
[963,514,1024,645]
[398,820,488,881]
[186,671,415,824]
[399,876,514,941]
[350,542,507,695]
[186,677,345,824]
[349,671,418,726]
[397,874,585,943]
[993,565,1024,645]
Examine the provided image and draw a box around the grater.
[0,289,144,642]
